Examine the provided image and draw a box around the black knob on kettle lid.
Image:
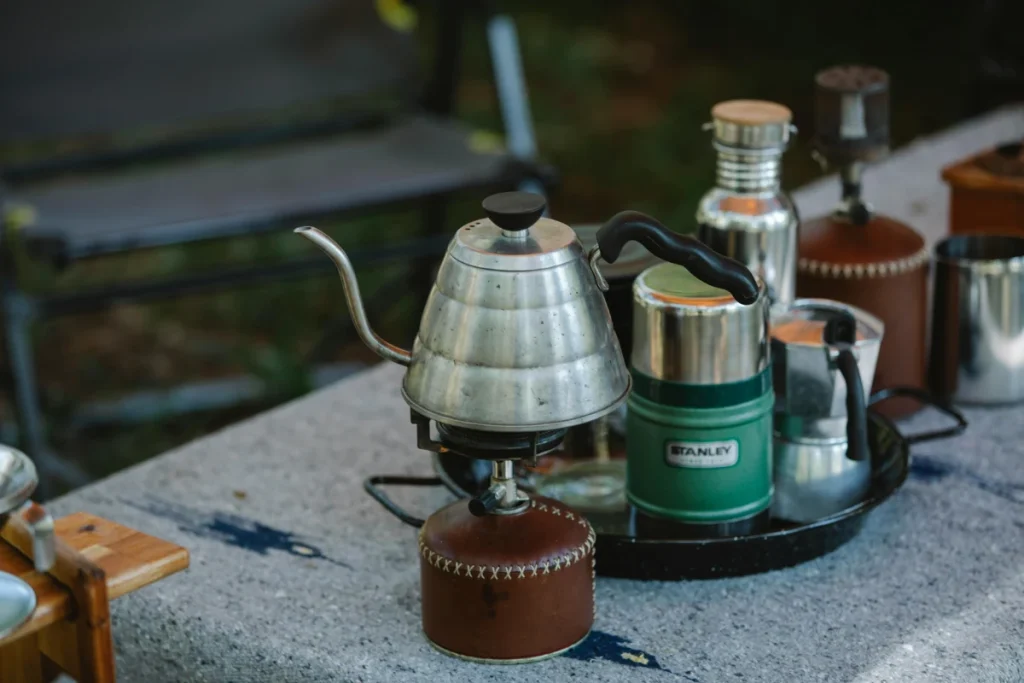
[482,192,546,232]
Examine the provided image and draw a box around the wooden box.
[942,141,1024,236]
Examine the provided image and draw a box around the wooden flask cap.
[710,100,793,149]
[712,100,792,126]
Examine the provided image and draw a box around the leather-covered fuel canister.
[418,495,596,662]
[797,65,929,417]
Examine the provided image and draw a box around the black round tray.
[433,412,907,580]
[365,389,966,580]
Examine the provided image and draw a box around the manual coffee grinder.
[299,193,758,662]
[797,65,929,416]
[0,446,56,638]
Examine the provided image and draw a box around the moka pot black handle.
[824,313,869,462]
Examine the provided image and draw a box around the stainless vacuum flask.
[697,100,799,306]
[626,263,773,537]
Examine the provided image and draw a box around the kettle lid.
[450,192,582,272]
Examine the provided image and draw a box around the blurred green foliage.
[23,0,981,484]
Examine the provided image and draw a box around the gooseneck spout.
[295,226,412,366]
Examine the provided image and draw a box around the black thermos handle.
[823,314,868,462]
[595,211,760,305]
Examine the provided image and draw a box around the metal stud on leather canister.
[626,263,773,537]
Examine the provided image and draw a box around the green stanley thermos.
[626,263,773,537]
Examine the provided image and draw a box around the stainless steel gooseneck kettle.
[297,192,760,434]
[306,192,758,664]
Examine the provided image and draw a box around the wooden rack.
[0,512,189,683]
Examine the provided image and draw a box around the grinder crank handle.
[4,501,56,572]
[824,315,869,463]
[595,211,760,305]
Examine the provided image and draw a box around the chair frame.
[0,0,549,495]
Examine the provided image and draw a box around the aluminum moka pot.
[770,300,884,523]
[297,192,760,434]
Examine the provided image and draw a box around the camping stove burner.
[409,410,566,460]
[436,423,566,460]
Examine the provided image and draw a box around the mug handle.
[363,475,446,529]
[868,387,968,445]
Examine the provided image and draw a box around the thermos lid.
[709,100,794,150]
[813,65,890,164]
[639,261,741,306]
[632,263,768,385]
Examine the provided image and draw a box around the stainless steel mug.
[929,234,1024,405]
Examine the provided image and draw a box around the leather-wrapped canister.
[418,495,596,662]
[797,216,929,415]
[797,65,929,417]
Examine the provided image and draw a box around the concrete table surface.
[51,105,1024,683]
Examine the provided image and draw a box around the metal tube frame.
[0,4,547,497]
